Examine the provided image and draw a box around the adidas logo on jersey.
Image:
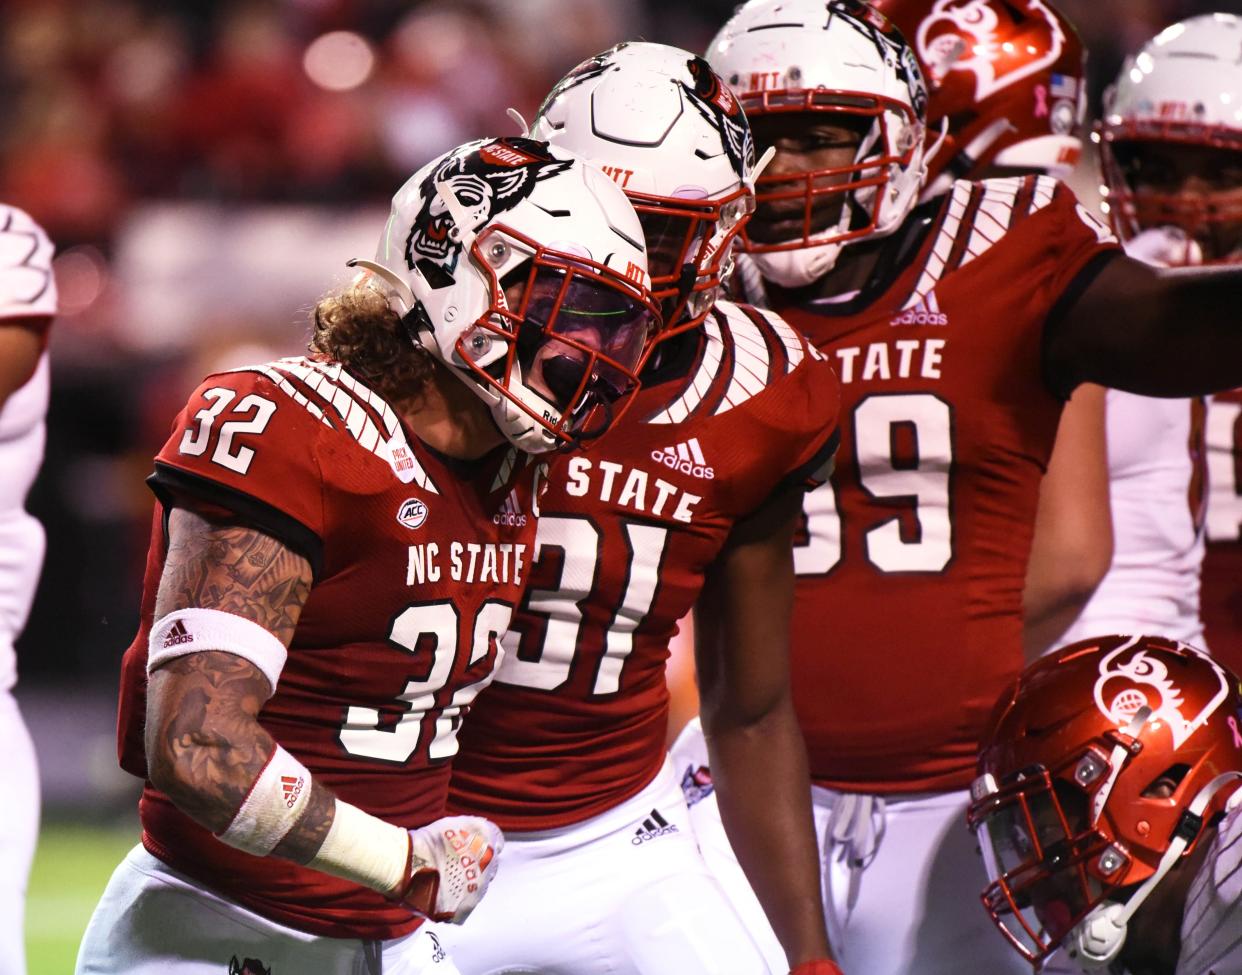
[493,489,527,528]
[161,619,194,649]
[631,808,678,845]
[890,290,949,327]
[651,438,715,480]
[280,773,305,809]
[396,497,429,530]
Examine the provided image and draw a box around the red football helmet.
[968,635,1242,970]
[875,0,1087,199]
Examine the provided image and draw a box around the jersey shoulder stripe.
[228,356,441,493]
[901,175,1062,311]
[647,301,815,425]
[647,313,728,425]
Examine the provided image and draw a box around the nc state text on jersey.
[563,456,701,523]
[831,337,946,384]
[406,542,528,586]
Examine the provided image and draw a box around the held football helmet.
[531,42,757,336]
[968,635,1242,970]
[706,0,928,287]
[353,137,660,454]
[874,0,1087,199]
[1098,14,1242,263]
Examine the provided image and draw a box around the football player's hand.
[1125,226,1203,267]
[397,816,503,924]
[789,962,844,975]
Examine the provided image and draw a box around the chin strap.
[922,116,1017,199]
[751,145,777,184]
[1066,769,1242,970]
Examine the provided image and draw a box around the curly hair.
[308,282,434,408]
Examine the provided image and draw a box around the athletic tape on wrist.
[149,608,288,693]
[216,745,312,856]
[309,799,410,896]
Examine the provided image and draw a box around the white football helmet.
[354,137,660,454]
[0,205,57,320]
[531,42,756,335]
[1098,13,1242,262]
[707,0,929,287]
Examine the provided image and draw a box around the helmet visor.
[969,771,1112,965]
[516,263,655,442]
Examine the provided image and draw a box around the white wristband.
[149,608,288,694]
[216,745,311,856]
[310,799,410,896]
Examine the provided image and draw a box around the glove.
[790,962,845,975]
[397,816,503,924]
[1124,226,1203,267]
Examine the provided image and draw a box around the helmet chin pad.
[1066,902,1128,970]
[748,241,844,288]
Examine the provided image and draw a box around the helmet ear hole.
[1141,763,1191,799]
[416,258,454,290]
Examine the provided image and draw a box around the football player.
[0,204,57,975]
[1045,15,1242,666]
[76,139,660,973]
[438,44,842,975]
[666,1,1242,973]
[873,0,1113,660]
[1086,14,1242,683]
[968,634,1242,975]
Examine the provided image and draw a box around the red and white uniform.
[677,176,1120,975]
[1202,389,1242,678]
[1058,389,1207,648]
[106,357,540,945]
[439,301,839,975]
[1176,797,1242,975]
[0,204,55,975]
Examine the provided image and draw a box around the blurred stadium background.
[3,0,1233,968]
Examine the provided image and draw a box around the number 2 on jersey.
[796,392,954,575]
[179,386,277,475]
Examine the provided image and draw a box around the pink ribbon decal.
[1033,84,1049,118]
[1229,715,1242,749]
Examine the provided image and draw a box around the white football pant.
[75,845,460,975]
[437,757,775,974]
[670,718,1028,975]
[0,692,38,975]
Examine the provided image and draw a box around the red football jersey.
[1202,389,1242,678]
[115,356,541,939]
[775,176,1120,794]
[448,301,841,830]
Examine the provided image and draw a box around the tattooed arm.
[143,505,333,864]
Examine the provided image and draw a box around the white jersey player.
[0,203,55,975]
[968,634,1242,975]
[1057,16,1242,652]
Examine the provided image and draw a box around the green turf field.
[27,819,138,974]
